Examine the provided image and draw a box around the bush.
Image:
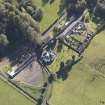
[32,8,43,22]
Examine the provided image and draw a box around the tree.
[18,0,43,22]
[58,0,86,17]
[0,2,43,46]
[32,8,43,22]
[86,0,97,9]
[93,0,105,18]
[0,34,9,46]
[42,0,55,5]
[0,34,9,55]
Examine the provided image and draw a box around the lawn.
[49,30,105,105]
[0,78,34,105]
[33,0,60,32]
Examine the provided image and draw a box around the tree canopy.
[0,1,43,54]
[59,0,105,19]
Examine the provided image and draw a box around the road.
[56,13,85,39]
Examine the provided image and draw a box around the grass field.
[49,30,105,105]
[33,0,60,32]
[0,78,34,105]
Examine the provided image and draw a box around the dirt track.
[14,60,44,85]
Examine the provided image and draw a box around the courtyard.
[49,30,105,105]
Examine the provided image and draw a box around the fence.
[0,72,36,103]
[42,12,67,36]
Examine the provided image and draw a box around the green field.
[49,30,105,105]
[33,0,60,32]
[0,78,34,105]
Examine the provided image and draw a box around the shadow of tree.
[42,0,55,6]
[36,97,43,105]
[56,56,83,81]
[57,39,64,53]
[49,0,55,4]
[42,0,49,6]
[47,39,57,50]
